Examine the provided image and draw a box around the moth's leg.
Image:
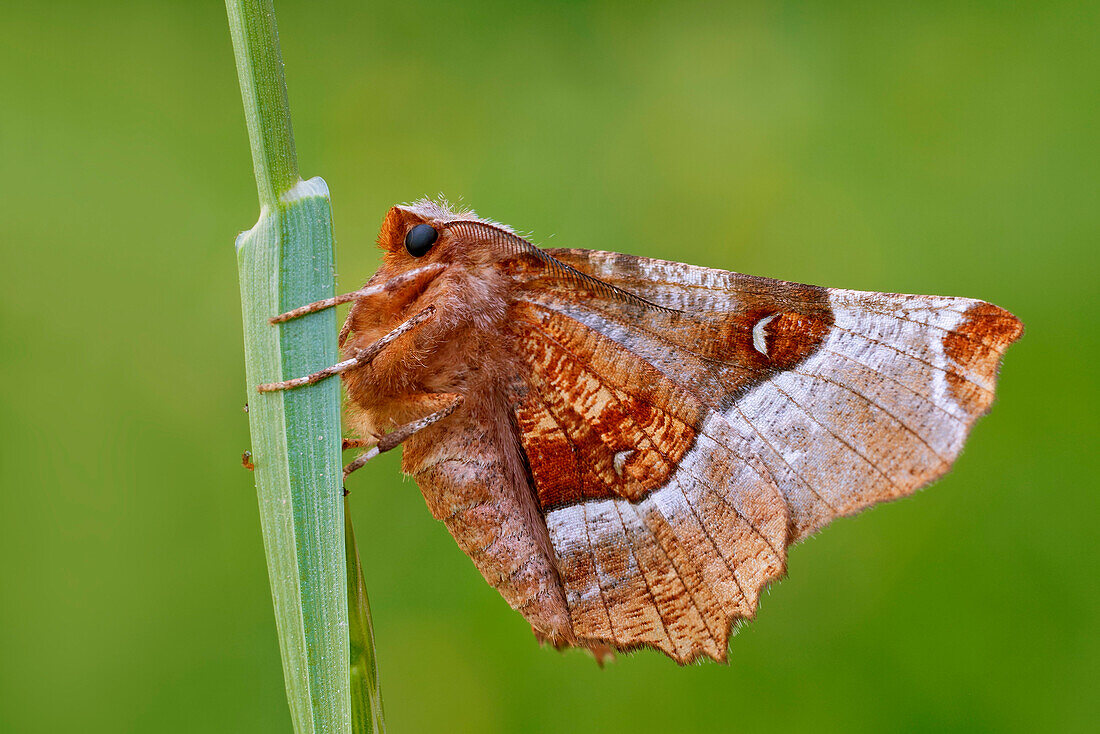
[257,305,435,392]
[342,438,373,450]
[269,262,447,325]
[343,394,463,480]
[269,289,367,324]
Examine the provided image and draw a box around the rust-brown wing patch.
[509,301,704,510]
[943,302,1024,415]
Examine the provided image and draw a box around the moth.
[260,199,1023,664]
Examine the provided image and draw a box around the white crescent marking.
[752,313,780,356]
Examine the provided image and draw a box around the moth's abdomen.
[404,426,575,644]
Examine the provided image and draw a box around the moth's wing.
[503,248,1020,662]
[505,300,789,664]
[530,248,1023,541]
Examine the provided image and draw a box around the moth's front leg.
[257,262,447,392]
[267,263,446,326]
[256,305,436,392]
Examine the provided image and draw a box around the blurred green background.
[1,1,1096,732]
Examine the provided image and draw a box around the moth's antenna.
[444,220,679,315]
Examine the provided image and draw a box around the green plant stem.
[226,1,384,732]
[226,0,298,210]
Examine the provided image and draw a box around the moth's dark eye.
[404,224,438,257]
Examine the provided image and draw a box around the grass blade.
[345,498,387,733]
[226,1,371,731]
[235,181,347,734]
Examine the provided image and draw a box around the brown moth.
[260,199,1023,664]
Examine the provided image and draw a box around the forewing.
[519,249,1023,540]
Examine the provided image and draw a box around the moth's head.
[362,197,540,314]
[376,197,522,270]
[351,198,532,342]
